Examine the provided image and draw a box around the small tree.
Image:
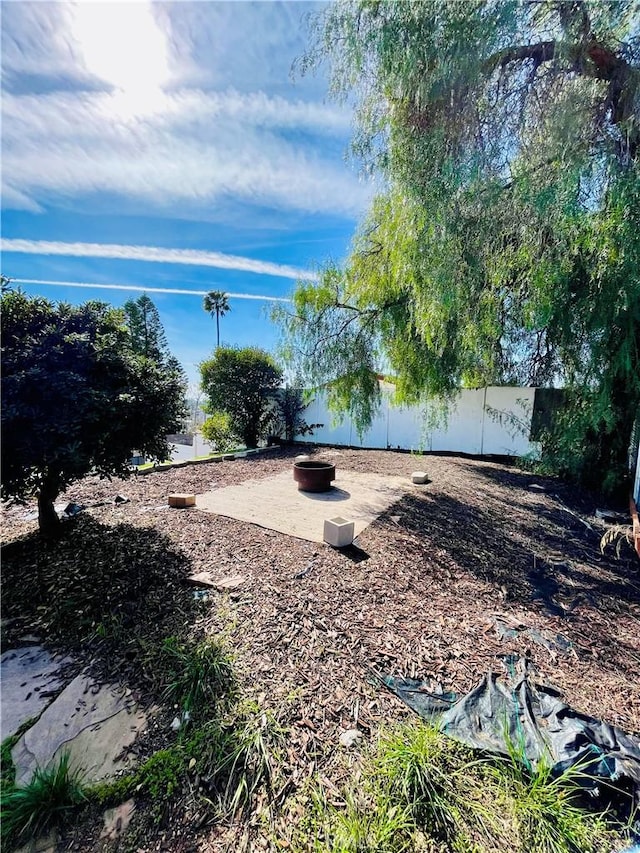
[271,386,322,444]
[1,291,187,534]
[200,347,282,448]
[202,291,230,349]
[124,293,187,423]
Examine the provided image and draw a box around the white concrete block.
[323,516,355,548]
[411,471,429,484]
[295,454,311,462]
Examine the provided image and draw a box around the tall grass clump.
[188,701,286,820]
[1,753,87,844]
[487,749,620,853]
[284,720,627,853]
[160,635,235,715]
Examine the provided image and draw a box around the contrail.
[12,279,292,303]
[2,238,316,282]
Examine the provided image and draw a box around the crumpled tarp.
[378,656,640,815]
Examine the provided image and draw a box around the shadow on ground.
[374,484,640,691]
[390,490,639,615]
[1,516,202,699]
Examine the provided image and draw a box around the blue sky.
[1,1,369,385]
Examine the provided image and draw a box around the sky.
[1,0,370,385]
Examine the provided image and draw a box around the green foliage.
[200,410,238,452]
[1,752,87,845]
[285,721,623,853]
[1,743,17,801]
[282,0,640,491]
[137,749,185,802]
[203,290,231,348]
[200,346,283,448]
[87,773,135,809]
[1,720,39,800]
[485,750,617,853]
[160,635,235,716]
[89,701,284,828]
[123,294,169,363]
[270,385,322,444]
[186,701,285,820]
[1,291,187,532]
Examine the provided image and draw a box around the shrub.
[201,411,238,452]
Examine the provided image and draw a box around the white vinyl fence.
[298,386,539,458]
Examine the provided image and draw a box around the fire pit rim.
[293,459,336,492]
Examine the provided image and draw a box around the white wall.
[298,386,539,458]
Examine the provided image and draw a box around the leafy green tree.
[1,291,187,534]
[123,294,170,363]
[123,293,188,417]
[200,347,282,448]
[281,0,640,491]
[203,291,231,348]
[271,386,323,444]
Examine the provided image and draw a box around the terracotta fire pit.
[293,460,336,492]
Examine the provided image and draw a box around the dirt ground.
[2,446,639,850]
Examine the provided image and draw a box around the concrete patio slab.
[196,469,411,543]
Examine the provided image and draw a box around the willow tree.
[280,0,640,490]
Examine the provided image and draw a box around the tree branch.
[486,37,639,157]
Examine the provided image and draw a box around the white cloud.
[2,239,315,281]
[156,2,328,98]
[1,3,86,84]
[1,2,367,220]
[0,186,44,213]
[13,278,291,303]
[1,87,365,218]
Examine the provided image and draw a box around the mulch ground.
[2,446,639,851]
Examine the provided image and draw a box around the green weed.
[188,702,286,820]
[1,752,87,844]
[286,720,625,853]
[487,754,617,853]
[2,718,42,797]
[161,635,235,715]
[137,748,185,802]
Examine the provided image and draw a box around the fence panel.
[299,387,538,458]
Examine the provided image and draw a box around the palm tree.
[203,290,230,348]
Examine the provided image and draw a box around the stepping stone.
[1,646,70,741]
[12,674,147,786]
[186,572,247,591]
[100,799,136,841]
[14,827,57,853]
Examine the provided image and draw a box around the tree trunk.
[216,312,220,348]
[38,473,61,536]
[243,426,258,449]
